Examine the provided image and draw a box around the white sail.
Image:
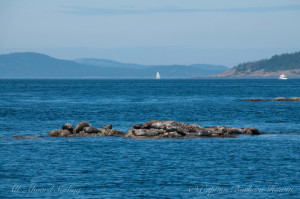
[156,72,160,79]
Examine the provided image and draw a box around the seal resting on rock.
[74,121,91,133]
[101,124,112,129]
[48,121,125,137]
[125,121,262,139]
[126,120,202,139]
[83,127,100,134]
[62,123,73,132]
[47,120,262,138]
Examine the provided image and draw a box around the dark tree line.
[234,52,300,73]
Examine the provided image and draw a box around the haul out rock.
[245,97,300,102]
[125,120,262,139]
[47,120,262,138]
[273,97,300,101]
[48,121,124,137]
[245,99,265,102]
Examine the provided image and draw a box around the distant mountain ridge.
[214,52,300,78]
[74,58,144,69]
[0,52,228,78]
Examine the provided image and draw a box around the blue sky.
[0,0,300,66]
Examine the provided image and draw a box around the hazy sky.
[1,0,300,66]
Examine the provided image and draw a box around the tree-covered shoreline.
[234,52,300,73]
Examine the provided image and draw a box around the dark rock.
[75,121,91,133]
[132,124,143,129]
[142,120,200,132]
[48,128,124,137]
[201,126,227,135]
[226,128,243,135]
[125,121,263,139]
[62,123,73,132]
[196,130,213,136]
[273,97,287,101]
[243,127,261,135]
[104,129,124,137]
[48,129,71,137]
[48,129,61,137]
[272,97,300,101]
[287,97,300,101]
[47,120,262,139]
[83,127,100,134]
[99,128,109,134]
[165,131,183,138]
[245,99,264,101]
[133,129,164,136]
[68,131,88,137]
[59,130,72,137]
[246,97,300,102]
[126,120,201,139]
[101,124,112,129]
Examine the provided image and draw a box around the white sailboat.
[279,74,287,80]
[156,72,160,79]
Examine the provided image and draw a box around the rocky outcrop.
[245,97,300,102]
[47,120,262,139]
[273,97,287,101]
[125,120,262,139]
[273,97,300,101]
[48,121,124,137]
[48,129,72,137]
[211,52,300,78]
[245,99,265,102]
[125,120,201,139]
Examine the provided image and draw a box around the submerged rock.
[13,135,44,140]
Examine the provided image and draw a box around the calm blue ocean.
[0,79,299,198]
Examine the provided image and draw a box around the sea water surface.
[0,79,299,198]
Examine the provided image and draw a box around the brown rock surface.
[47,121,262,138]
[125,121,262,139]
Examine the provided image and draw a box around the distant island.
[0,52,227,78]
[1,51,299,78]
[213,51,300,78]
